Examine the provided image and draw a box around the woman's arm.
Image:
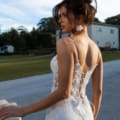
[91,50,103,120]
[22,38,75,115]
[0,38,75,119]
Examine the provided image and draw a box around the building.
[0,45,14,54]
[88,23,120,49]
[56,23,120,49]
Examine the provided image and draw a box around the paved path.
[0,60,120,120]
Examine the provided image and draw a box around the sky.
[0,0,120,33]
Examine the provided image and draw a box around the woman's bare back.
[64,36,100,73]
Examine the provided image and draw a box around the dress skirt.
[45,97,94,120]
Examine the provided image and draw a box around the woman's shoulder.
[89,39,100,51]
[57,37,73,45]
[57,37,75,52]
[89,39,102,62]
[57,37,72,49]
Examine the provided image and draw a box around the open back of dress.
[45,50,97,120]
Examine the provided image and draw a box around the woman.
[0,0,103,120]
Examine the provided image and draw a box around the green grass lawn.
[0,55,52,81]
[102,51,120,62]
[0,51,120,81]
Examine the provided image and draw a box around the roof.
[92,22,120,28]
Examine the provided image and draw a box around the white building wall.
[89,24,119,49]
[0,45,14,54]
[6,45,14,53]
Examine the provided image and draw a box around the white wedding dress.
[45,55,97,120]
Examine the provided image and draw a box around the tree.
[0,28,18,46]
[37,17,58,33]
[94,17,102,23]
[9,28,19,44]
[105,14,120,25]
[0,32,10,46]
[29,28,40,49]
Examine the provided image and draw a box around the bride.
[0,0,103,120]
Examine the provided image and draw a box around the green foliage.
[0,26,56,54]
[94,17,102,23]
[37,17,58,33]
[105,14,120,25]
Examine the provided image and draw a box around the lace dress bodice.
[50,55,97,102]
[45,55,97,120]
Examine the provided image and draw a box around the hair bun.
[84,0,92,4]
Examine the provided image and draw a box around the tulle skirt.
[45,96,93,120]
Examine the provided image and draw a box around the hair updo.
[53,0,97,25]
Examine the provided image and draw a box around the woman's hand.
[0,106,23,120]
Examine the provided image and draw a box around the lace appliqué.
[71,62,97,106]
[50,55,97,105]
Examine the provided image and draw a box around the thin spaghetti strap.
[70,37,80,63]
[69,37,98,73]
[74,42,80,63]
